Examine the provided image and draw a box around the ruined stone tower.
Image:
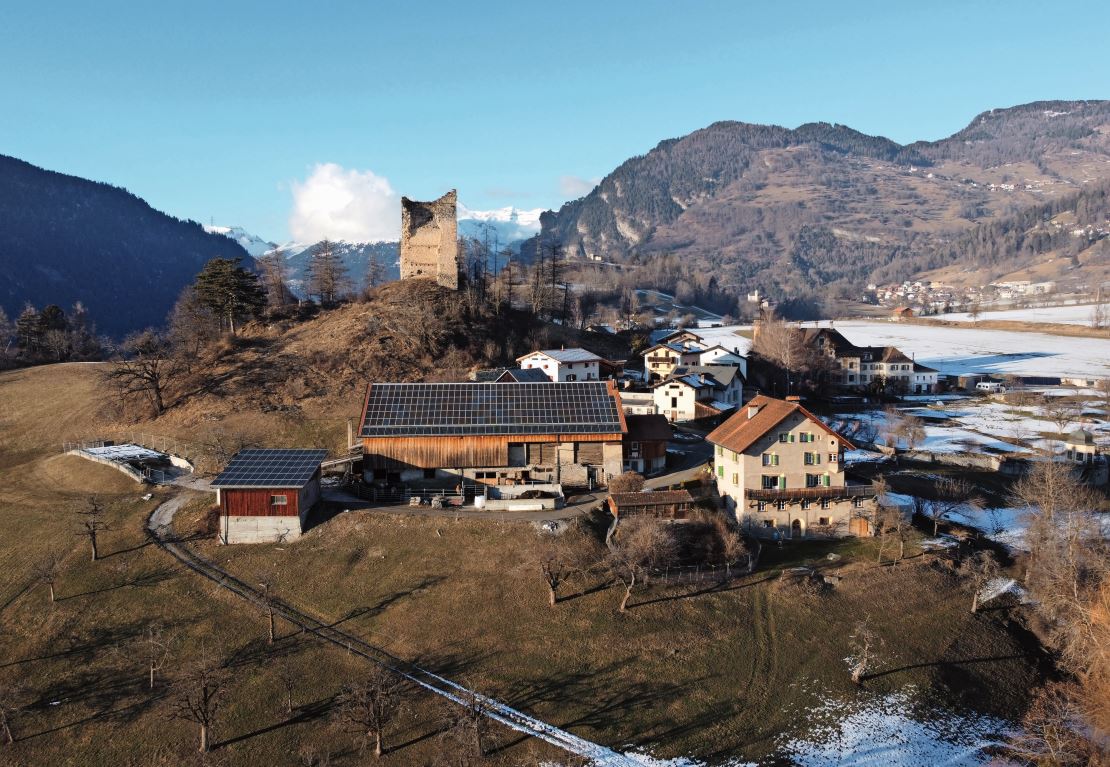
[400,190,459,290]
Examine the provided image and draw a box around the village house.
[608,489,695,520]
[517,348,604,382]
[212,448,328,544]
[359,381,626,489]
[657,328,751,378]
[641,341,703,382]
[652,365,743,423]
[803,328,938,394]
[707,395,877,539]
[891,306,914,321]
[622,414,672,475]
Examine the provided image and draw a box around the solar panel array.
[360,382,623,437]
[211,448,329,488]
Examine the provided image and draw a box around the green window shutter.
[717,465,724,478]
[772,454,779,466]
[823,474,831,487]
[778,475,786,490]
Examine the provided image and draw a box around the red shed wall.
[220,488,300,517]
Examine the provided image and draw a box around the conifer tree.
[193,258,265,335]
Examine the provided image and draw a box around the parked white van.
[975,381,1006,393]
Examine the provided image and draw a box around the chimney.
[747,404,761,419]
[785,395,802,402]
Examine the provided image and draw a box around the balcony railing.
[745,483,877,502]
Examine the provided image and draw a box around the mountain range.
[0,153,250,337]
[526,100,1110,300]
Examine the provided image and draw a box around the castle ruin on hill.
[400,190,459,290]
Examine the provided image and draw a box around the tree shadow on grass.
[629,573,777,610]
[56,565,178,601]
[861,652,1033,682]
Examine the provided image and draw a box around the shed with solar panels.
[358,380,627,488]
[211,448,329,544]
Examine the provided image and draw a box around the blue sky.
[2,0,1107,243]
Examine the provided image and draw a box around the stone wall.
[400,190,459,290]
[220,515,303,544]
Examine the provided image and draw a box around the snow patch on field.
[777,689,1011,766]
[934,303,1102,326]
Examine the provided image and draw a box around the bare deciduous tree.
[607,471,645,495]
[171,655,227,753]
[847,618,880,685]
[256,248,294,309]
[76,496,110,561]
[143,624,172,690]
[609,516,678,613]
[101,330,182,416]
[335,666,402,758]
[966,551,1002,614]
[441,689,491,762]
[0,681,22,745]
[33,552,61,604]
[255,571,279,645]
[536,529,598,607]
[923,477,980,537]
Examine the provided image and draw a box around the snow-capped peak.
[457,204,545,229]
[203,225,278,258]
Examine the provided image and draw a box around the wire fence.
[650,560,752,586]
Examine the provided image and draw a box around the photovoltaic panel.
[359,382,623,437]
[211,448,329,488]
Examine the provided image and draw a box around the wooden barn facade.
[359,381,627,488]
[608,490,695,520]
[211,449,328,544]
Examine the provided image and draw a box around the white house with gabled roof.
[517,348,603,382]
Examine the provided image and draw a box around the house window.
[762,453,779,466]
[801,500,810,510]
[820,499,831,509]
[671,397,678,408]
[818,516,831,526]
[761,475,777,490]
[829,452,841,462]
[757,501,768,512]
[800,432,813,443]
[778,433,789,443]
[423,468,436,479]
[804,452,820,465]
[762,519,775,528]
[270,494,288,506]
[716,446,723,456]
[853,497,865,508]
[731,450,739,463]
[732,473,739,485]
[805,473,821,488]
[775,500,787,511]
[567,374,577,381]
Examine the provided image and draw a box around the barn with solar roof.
[211,448,328,544]
[358,380,627,489]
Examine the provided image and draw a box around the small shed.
[608,489,695,520]
[212,448,328,544]
[891,306,914,321]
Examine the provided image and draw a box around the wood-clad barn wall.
[220,488,301,517]
[361,433,623,470]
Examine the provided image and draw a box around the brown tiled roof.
[625,414,672,442]
[706,394,855,454]
[610,490,694,508]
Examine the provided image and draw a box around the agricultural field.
[814,320,1110,379]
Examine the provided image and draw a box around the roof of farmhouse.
[518,348,605,364]
[359,381,625,438]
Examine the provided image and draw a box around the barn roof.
[610,490,694,508]
[359,381,625,438]
[495,368,551,383]
[212,449,328,489]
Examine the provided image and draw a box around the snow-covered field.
[934,303,1102,326]
[815,320,1110,379]
[776,690,1010,767]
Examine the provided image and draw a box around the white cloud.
[559,174,601,198]
[289,163,400,243]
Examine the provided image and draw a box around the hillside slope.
[0,155,250,336]
[528,100,1110,296]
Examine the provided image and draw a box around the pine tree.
[307,238,348,305]
[193,258,265,335]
